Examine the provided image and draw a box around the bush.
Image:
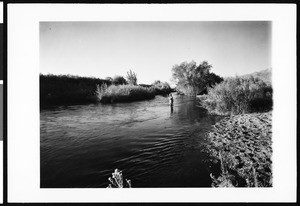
[176,84,197,96]
[200,76,273,115]
[112,76,127,85]
[97,84,155,103]
[107,169,132,188]
[151,80,172,95]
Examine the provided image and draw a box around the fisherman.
[169,93,174,106]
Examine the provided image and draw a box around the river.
[40,94,222,188]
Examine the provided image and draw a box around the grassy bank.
[40,74,110,107]
[200,76,272,115]
[96,84,156,103]
[40,74,173,107]
[198,71,273,187]
[207,112,272,187]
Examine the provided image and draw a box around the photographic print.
[40,21,272,188]
[8,4,296,202]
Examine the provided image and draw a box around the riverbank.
[40,74,173,107]
[97,84,156,103]
[207,112,272,187]
[40,74,110,107]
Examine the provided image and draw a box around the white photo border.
[0,1,4,203]
[8,4,297,203]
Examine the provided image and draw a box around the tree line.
[40,70,173,107]
[40,60,272,114]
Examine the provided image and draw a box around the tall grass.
[40,74,110,107]
[40,74,173,106]
[200,76,272,115]
[97,84,156,103]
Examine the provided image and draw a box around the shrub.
[151,80,172,95]
[105,77,113,83]
[139,84,152,88]
[200,76,273,115]
[112,75,127,85]
[107,169,132,188]
[97,84,155,103]
[176,84,197,96]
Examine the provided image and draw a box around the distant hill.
[241,68,272,84]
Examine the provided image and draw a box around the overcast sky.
[40,21,271,85]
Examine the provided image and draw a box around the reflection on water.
[40,93,222,188]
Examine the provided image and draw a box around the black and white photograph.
[8,4,296,203]
[40,21,272,188]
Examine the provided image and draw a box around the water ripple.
[40,94,221,188]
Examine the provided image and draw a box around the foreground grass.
[207,112,272,187]
[107,169,131,188]
[97,84,156,103]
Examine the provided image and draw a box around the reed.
[97,84,156,103]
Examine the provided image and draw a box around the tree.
[152,80,171,90]
[152,80,162,85]
[105,77,113,82]
[126,70,137,85]
[206,73,223,87]
[199,72,224,95]
[152,80,172,95]
[171,60,222,95]
[112,76,127,85]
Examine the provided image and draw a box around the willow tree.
[171,60,222,95]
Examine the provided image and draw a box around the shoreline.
[207,111,272,187]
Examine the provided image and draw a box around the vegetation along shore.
[40,70,173,108]
[171,61,272,186]
[197,68,273,187]
[207,112,272,187]
[40,60,273,188]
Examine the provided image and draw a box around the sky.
[40,21,271,85]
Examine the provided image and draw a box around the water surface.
[40,94,222,188]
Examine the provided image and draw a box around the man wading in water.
[169,93,174,107]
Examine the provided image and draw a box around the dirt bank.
[207,112,272,187]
